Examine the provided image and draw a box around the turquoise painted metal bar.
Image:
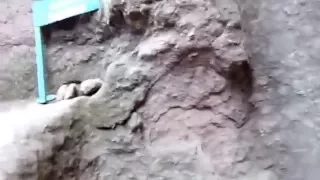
[32,0,101,104]
[34,26,52,104]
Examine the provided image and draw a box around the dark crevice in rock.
[210,47,253,127]
[109,8,126,28]
[227,61,254,128]
[228,60,253,88]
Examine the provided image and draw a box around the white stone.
[64,84,79,100]
[56,84,68,101]
[80,79,103,96]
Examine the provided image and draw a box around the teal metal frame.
[32,0,101,104]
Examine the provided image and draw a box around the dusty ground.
[0,0,319,180]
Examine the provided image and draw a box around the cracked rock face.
[0,0,262,180]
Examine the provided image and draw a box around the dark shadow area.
[42,11,96,44]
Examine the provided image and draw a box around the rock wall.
[1,0,320,179]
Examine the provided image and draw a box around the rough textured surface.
[3,0,250,179]
[240,0,320,179]
[0,0,253,179]
[1,0,319,179]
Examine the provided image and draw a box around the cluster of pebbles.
[56,78,103,101]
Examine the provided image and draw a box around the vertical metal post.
[34,26,55,104]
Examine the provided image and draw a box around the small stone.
[56,84,68,101]
[64,84,79,100]
[80,79,103,96]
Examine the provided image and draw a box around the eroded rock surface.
[0,0,262,180]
